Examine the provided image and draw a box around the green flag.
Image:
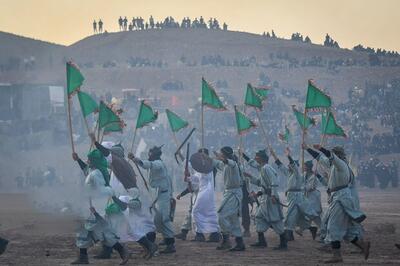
[254,86,270,100]
[166,109,188,132]
[292,105,316,129]
[234,106,256,135]
[99,101,120,129]
[136,101,158,129]
[202,78,226,110]
[321,111,347,137]
[66,62,84,96]
[77,91,98,117]
[104,122,123,133]
[244,84,263,109]
[305,80,332,110]
[278,125,290,143]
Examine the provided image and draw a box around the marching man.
[242,149,288,250]
[90,136,157,259]
[71,149,129,265]
[213,146,245,251]
[128,145,176,254]
[304,144,370,263]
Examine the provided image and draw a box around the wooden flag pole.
[67,96,76,153]
[128,127,149,192]
[255,108,271,149]
[307,109,329,176]
[201,103,205,149]
[301,109,308,173]
[130,127,138,154]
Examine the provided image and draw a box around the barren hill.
[0,29,399,107]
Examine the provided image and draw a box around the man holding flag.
[71,149,130,265]
[128,146,176,254]
[270,147,318,241]
[241,150,288,250]
[304,144,370,263]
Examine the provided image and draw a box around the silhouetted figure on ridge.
[98,19,103,33]
[93,20,97,34]
[123,16,128,31]
[118,16,123,31]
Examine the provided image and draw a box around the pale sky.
[0,0,399,51]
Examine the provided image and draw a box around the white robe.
[190,169,219,234]
[110,174,156,242]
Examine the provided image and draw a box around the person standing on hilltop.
[149,15,155,29]
[98,19,103,33]
[93,20,97,34]
[123,17,128,31]
[118,16,123,31]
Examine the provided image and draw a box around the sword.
[174,128,196,164]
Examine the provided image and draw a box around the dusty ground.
[1,189,400,266]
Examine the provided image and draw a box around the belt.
[286,189,303,192]
[329,185,348,193]
[159,190,168,193]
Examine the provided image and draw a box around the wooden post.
[66,96,75,153]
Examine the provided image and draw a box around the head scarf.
[221,146,234,159]
[87,149,110,186]
[255,149,269,163]
[305,160,313,171]
[198,148,209,155]
[332,146,346,161]
[149,145,163,161]
[111,143,125,158]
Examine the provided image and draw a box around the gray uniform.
[318,153,365,243]
[214,159,243,237]
[247,160,285,234]
[304,172,322,227]
[140,159,175,238]
[76,169,118,248]
[277,161,317,231]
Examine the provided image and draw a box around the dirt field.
[1,188,400,266]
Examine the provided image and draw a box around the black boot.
[230,237,245,251]
[0,237,9,255]
[309,226,318,240]
[250,232,267,248]
[160,238,176,254]
[93,245,112,259]
[112,243,130,265]
[285,229,294,241]
[273,233,288,250]
[138,236,158,259]
[207,232,221,243]
[71,248,89,264]
[146,231,156,243]
[191,232,206,242]
[216,234,231,250]
[175,229,189,240]
[159,239,167,246]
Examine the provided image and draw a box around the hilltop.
[0,28,399,107]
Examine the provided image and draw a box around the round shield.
[190,152,213,174]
